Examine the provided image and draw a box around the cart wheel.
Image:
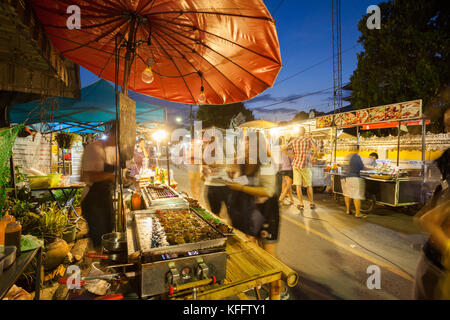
[360,194,376,214]
[401,204,424,216]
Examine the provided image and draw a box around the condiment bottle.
[5,221,22,257]
[131,190,142,210]
[0,212,15,245]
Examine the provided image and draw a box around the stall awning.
[8,79,166,127]
[361,119,430,130]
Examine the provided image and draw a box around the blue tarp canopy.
[8,79,166,133]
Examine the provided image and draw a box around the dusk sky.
[80,0,384,124]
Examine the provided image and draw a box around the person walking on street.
[278,136,294,206]
[80,122,118,250]
[202,137,229,217]
[185,139,202,200]
[413,149,450,299]
[282,127,317,210]
[341,145,367,218]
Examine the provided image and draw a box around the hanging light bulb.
[141,65,154,84]
[198,86,206,104]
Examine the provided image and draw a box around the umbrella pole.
[397,121,401,167]
[122,18,137,94]
[115,19,138,232]
[421,117,426,176]
[166,139,171,186]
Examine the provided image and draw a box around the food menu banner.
[315,99,422,129]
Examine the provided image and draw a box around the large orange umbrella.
[30,0,282,105]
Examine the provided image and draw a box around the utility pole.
[332,0,342,163]
[189,105,194,138]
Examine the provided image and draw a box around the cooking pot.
[101,232,127,252]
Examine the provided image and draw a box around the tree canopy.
[290,109,325,123]
[196,102,255,129]
[350,0,450,133]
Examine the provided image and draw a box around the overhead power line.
[275,44,358,86]
[272,0,286,16]
[250,81,350,110]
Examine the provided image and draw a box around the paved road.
[171,165,426,300]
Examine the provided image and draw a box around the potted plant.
[54,132,79,149]
[36,202,69,244]
[62,218,77,243]
[71,189,83,218]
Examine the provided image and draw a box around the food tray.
[190,207,234,235]
[141,185,185,208]
[369,174,394,180]
[129,206,227,258]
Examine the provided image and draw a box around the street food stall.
[78,197,299,300]
[315,99,429,213]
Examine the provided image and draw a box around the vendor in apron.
[80,123,117,250]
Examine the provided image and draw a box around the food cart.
[316,99,429,213]
[70,182,298,300]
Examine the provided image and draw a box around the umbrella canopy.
[238,119,277,129]
[8,79,166,126]
[30,0,281,105]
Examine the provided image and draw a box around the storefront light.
[152,130,167,141]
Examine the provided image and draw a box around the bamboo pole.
[397,121,401,167]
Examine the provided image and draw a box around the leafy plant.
[4,198,36,218]
[4,198,40,235]
[4,166,32,202]
[72,189,83,207]
[54,132,79,149]
[5,165,27,186]
[36,202,69,244]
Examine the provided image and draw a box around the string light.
[141,65,154,84]
[198,86,206,104]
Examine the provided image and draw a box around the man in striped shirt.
[282,127,317,210]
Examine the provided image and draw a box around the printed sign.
[119,93,137,167]
[315,99,422,128]
[13,133,52,174]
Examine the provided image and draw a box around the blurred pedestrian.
[413,149,450,299]
[278,136,294,206]
[80,122,117,250]
[202,137,228,217]
[444,107,450,133]
[187,139,202,200]
[131,138,148,176]
[225,133,280,256]
[282,127,318,210]
[341,145,367,218]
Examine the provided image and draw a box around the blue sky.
[80,0,384,124]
